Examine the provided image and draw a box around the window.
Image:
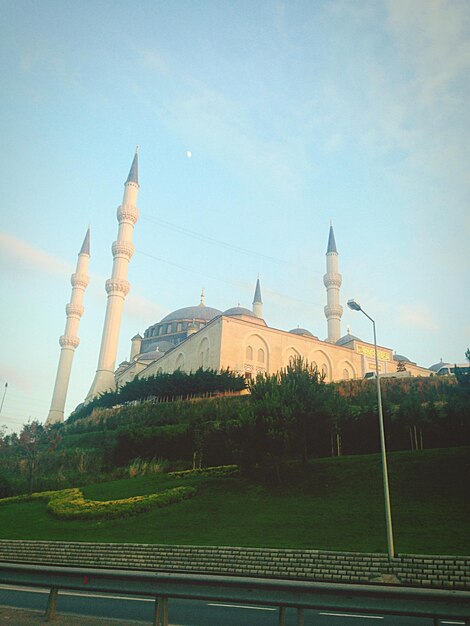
[246,346,253,360]
[257,348,265,363]
[343,369,350,380]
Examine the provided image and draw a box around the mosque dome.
[224,306,256,317]
[429,359,451,372]
[137,349,166,362]
[161,304,222,323]
[393,353,411,363]
[336,333,362,346]
[289,328,314,337]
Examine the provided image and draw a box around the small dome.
[161,304,222,323]
[429,359,451,372]
[393,353,411,362]
[336,333,362,346]
[137,349,166,362]
[224,306,256,317]
[289,328,314,337]
[141,340,174,354]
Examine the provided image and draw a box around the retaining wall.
[0,541,468,590]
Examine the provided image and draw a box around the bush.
[168,465,239,479]
[0,485,196,520]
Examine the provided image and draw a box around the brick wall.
[0,541,468,590]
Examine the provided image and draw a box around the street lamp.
[347,299,395,559]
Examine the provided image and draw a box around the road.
[0,585,466,625]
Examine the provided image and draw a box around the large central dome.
[140,297,222,355]
[161,304,222,323]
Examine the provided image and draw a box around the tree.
[18,421,47,493]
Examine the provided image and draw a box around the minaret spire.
[323,223,343,343]
[252,276,263,318]
[85,151,140,402]
[46,228,90,424]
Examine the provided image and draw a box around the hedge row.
[168,464,239,479]
[0,486,196,520]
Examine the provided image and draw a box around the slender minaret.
[85,149,139,402]
[252,276,263,318]
[46,228,90,425]
[323,223,343,343]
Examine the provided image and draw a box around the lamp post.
[0,382,7,415]
[347,299,395,559]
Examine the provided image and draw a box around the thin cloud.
[0,232,72,278]
[397,305,438,332]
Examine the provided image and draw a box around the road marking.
[320,613,384,620]
[441,622,465,625]
[208,603,276,611]
[0,585,153,602]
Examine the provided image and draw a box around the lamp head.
[347,298,362,312]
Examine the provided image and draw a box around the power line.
[135,249,323,308]
[140,213,323,274]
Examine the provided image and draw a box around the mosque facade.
[46,151,433,424]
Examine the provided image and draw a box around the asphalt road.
[0,585,466,626]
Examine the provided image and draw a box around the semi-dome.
[289,328,314,337]
[336,333,362,346]
[224,306,256,317]
[161,304,222,323]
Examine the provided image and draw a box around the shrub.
[0,485,196,520]
[168,464,239,479]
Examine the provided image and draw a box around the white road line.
[320,612,384,620]
[0,585,153,602]
[207,603,276,611]
[441,622,465,625]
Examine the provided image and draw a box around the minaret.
[252,277,263,318]
[323,223,343,343]
[85,149,139,402]
[46,228,90,425]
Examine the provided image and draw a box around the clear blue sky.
[1,0,469,432]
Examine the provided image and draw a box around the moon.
[186,150,192,158]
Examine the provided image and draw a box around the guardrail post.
[297,607,304,626]
[44,587,58,622]
[154,596,169,626]
[278,606,286,625]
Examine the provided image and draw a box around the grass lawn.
[0,447,468,555]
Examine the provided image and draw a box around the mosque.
[46,151,434,424]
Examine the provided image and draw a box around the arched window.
[343,368,350,380]
[175,354,184,370]
[257,348,265,363]
[246,346,253,360]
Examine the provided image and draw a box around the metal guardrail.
[0,562,469,625]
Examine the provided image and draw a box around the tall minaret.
[252,277,263,318]
[323,223,343,343]
[46,228,90,425]
[85,149,139,402]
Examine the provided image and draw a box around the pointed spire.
[253,277,263,304]
[327,223,337,254]
[79,227,90,255]
[200,287,205,306]
[126,147,139,184]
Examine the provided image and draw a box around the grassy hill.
[0,447,468,555]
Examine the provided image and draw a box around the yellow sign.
[356,343,391,361]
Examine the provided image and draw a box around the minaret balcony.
[117,203,139,225]
[105,278,130,297]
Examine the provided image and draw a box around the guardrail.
[1,562,469,625]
